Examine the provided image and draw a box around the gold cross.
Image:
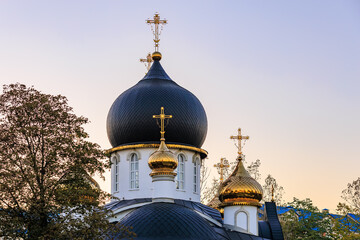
[146,13,167,52]
[140,53,153,72]
[153,107,172,141]
[230,128,249,156]
[214,158,229,184]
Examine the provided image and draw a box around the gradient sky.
[1,1,359,212]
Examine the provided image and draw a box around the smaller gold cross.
[230,128,249,156]
[153,107,172,141]
[140,53,153,72]
[214,158,230,184]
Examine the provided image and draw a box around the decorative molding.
[192,154,200,164]
[223,224,249,234]
[152,175,175,182]
[111,155,118,164]
[111,202,153,217]
[195,211,223,227]
[176,152,188,161]
[108,143,208,159]
[126,150,141,161]
[234,207,250,231]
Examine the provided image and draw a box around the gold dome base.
[148,140,178,177]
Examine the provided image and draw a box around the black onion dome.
[107,59,208,148]
[118,203,219,240]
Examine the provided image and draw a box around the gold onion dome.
[148,140,178,176]
[219,156,263,207]
[208,195,224,214]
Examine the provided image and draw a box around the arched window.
[176,154,185,190]
[114,157,119,192]
[236,211,248,231]
[193,157,200,193]
[130,153,139,189]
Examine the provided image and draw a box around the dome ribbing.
[219,157,263,207]
[106,59,208,148]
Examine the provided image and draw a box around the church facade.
[104,13,284,240]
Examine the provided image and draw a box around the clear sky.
[1,0,359,212]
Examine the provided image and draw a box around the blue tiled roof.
[174,199,223,223]
[105,198,152,211]
[349,213,360,223]
[105,198,223,224]
[142,60,172,81]
[213,225,272,240]
[106,199,278,240]
[258,221,272,239]
[116,202,220,240]
[329,213,360,232]
[265,204,360,233]
[264,202,284,240]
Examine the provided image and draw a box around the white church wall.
[223,205,259,236]
[110,148,202,202]
[152,175,176,199]
[173,150,201,202]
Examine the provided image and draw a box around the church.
[104,13,284,240]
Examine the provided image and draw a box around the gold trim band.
[108,143,208,159]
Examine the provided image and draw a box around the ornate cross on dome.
[153,107,172,141]
[140,53,153,72]
[230,128,249,157]
[146,13,167,52]
[214,158,230,184]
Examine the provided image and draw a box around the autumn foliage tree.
[0,84,133,239]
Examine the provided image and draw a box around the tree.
[247,159,261,181]
[262,174,285,205]
[331,205,360,240]
[200,160,210,194]
[0,84,133,239]
[280,198,334,240]
[340,177,360,214]
[201,178,220,205]
[332,178,360,239]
